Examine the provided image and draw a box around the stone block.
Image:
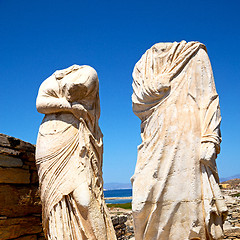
[22,165,30,170]
[15,235,38,240]
[37,232,45,239]
[0,167,30,184]
[30,171,39,184]
[0,154,23,167]
[0,134,35,153]
[0,146,20,156]
[20,151,35,162]
[0,216,42,240]
[25,161,37,170]
[0,185,41,217]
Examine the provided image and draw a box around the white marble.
[36,65,116,240]
[131,41,227,240]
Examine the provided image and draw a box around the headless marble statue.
[36,65,116,240]
[131,41,228,240]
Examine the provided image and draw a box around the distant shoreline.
[104,196,132,200]
[104,188,132,191]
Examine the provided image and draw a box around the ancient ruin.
[36,65,116,239]
[0,133,44,240]
[1,133,240,239]
[131,41,228,239]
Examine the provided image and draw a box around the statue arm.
[36,96,72,114]
[36,76,88,120]
[36,77,72,114]
[195,48,221,165]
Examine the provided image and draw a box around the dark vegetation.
[231,192,240,197]
[107,202,132,209]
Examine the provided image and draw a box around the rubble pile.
[109,209,134,240]
[223,189,240,239]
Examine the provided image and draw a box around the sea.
[104,189,132,204]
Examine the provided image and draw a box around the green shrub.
[107,202,132,209]
[231,192,240,197]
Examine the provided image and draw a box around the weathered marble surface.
[131,41,227,240]
[36,65,116,240]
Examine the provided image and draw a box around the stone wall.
[0,133,44,240]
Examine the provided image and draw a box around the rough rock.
[109,210,134,240]
[15,235,38,240]
[0,167,30,184]
[0,154,23,167]
[0,184,41,217]
[0,146,21,156]
[222,189,240,239]
[0,216,42,240]
[0,133,35,152]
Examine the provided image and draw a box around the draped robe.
[132,41,227,240]
[36,65,116,240]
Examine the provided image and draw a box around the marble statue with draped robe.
[131,41,227,240]
[36,65,116,240]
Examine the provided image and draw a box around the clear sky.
[0,0,239,183]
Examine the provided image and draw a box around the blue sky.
[0,0,239,183]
